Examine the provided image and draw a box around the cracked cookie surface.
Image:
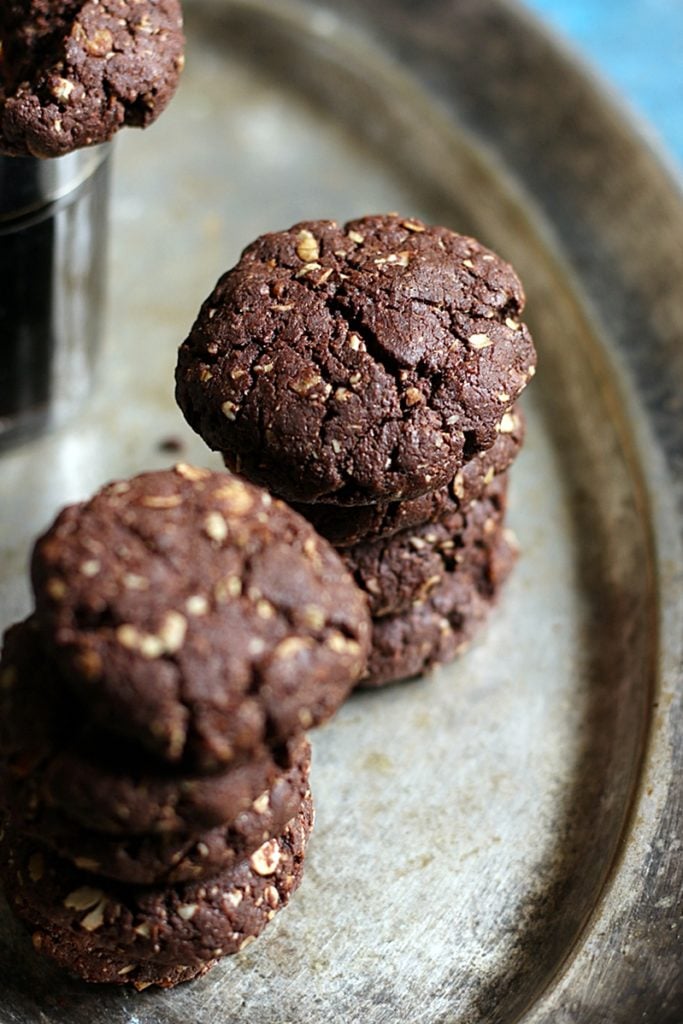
[0,0,184,158]
[30,466,370,768]
[176,214,536,505]
[0,793,313,987]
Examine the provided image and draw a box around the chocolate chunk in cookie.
[176,214,536,505]
[342,474,508,619]
[0,0,185,158]
[31,466,370,768]
[362,528,517,688]
[294,407,524,547]
[0,794,313,988]
[0,618,292,836]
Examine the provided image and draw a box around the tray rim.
[2,1,682,1019]
[219,0,683,1016]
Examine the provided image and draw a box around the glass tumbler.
[0,144,111,448]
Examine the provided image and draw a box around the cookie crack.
[322,293,431,478]
[324,292,463,444]
[323,292,405,391]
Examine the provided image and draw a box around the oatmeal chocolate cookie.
[0,794,313,987]
[0,0,184,158]
[362,529,517,688]
[176,214,536,505]
[0,618,286,836]
[31,466,370,768]
[342,474,508,619]
[11,735,311,885]
[294,407,524,547]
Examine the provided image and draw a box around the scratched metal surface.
[0,1,681,1021]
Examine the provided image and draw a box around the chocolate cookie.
[0,2,92,81]
[31,466,370,768]
[342,474,508,619]
[11,734,311,885]
[175,214,536,505]
[362,529,517,688]
[40,743,285,837]
[0,1,81,80]
[294,407,524,547]
[0,618,286,836]
[0,794,313,988]
[0,0,184,158]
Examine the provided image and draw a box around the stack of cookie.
[0,465,370,988]
[303,427,524,686]
[176,214,536,685]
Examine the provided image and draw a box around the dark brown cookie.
[0,2,82,82]
[0,0,184,158]
[39,744,283,837]
[0,794,313,988]
[176,214,536,505]
[342,474,508,619]
[11,734,311,885]
[0,618,287,836]
[362,529,517,688]
[31,466,370,768]
[294,407,524,547]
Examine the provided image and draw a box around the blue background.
[523,0,683,172]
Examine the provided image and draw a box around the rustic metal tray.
[1,0,681,1020]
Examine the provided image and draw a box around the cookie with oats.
[176,214,536,505]
[31,466,370,769]
[0,618,289,836]
[341,473,508,619]
[0,0,184,158]
[11,729,311,885]
[0,793,313,988]
[294,407,524,547]
[362,528,518,688]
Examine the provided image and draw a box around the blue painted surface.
[523,0,683,171]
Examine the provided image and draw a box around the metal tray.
[1,0,681,1020]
